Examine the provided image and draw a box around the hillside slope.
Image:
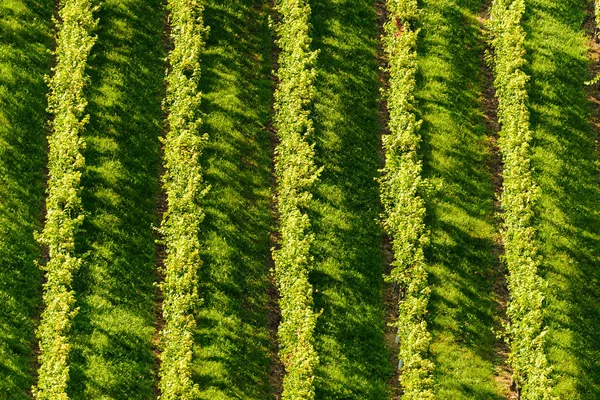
[3,0,600,398]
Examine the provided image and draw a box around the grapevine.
[380,1,435,398]
[158,0,209,398]
[272,0,322,398]
[33,0,97,398]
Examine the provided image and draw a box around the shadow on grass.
[68,0,164,398]
[524,1,600,398]
[0,1,53,397]
[191,1,275,399]
[308,0,391,398]
[416,0,505,399]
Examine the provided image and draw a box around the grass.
[308,0,391,398]
[67,0,165,397]
[524,0,600,398]
[416,0,506,398]
[0,1,52,397]
[190,1,275,398]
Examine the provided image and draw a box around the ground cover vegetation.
[417,0,506,398]
[0,1,53,397]
[308,0,391,397]
[190,1,274,398]
[68,0,164,397]
[1,0,600,398]
[525,0,600,398]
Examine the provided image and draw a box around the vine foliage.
[272,0,322,398]
[33,0,97,398]
[158,0,209,398]
[380,1,434,398]
[488,0,555,398]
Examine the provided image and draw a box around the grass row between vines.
[309,0,391,397]
[0,1,52,397]
[68,0,164,397]
[191,0,275,398]
[417,0,505,398]
[525,0,600,397]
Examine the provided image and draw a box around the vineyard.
[1,0,600,399]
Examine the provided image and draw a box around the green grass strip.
[308,0,389,396]
[524,0,600,397]
[189,1,274,397]
[488,0,554,398]
[158,0,208,398]
[67,0,164,396]
[0,1,53,397]
[272,0,321,398]
[33,0,97,398]
[416,0,505,397]
[190,0,275,397]
[380,1,434,398]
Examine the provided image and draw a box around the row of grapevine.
[157,0,208,398]
[379,1,434,398]
[272,0,322,398]
[488,1,554,398]
[32,0,97,399]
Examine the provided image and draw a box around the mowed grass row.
[309,0,391,398]
[191,0,274,398]
[524,0,600,398]
[68,0,164,397]
[0,1,52,397]
[417,0,505,398]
